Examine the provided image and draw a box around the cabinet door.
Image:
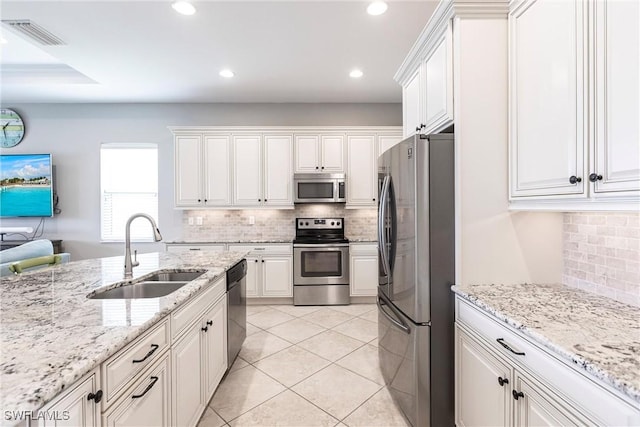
[423,25,453,133]
[592,0,640,194]
[203,296,227,400]
[509,0,587,198]
[349,245,378,297]
[320,135,345,172]
[514,373,586,427]
[37,370,100,427]
[172,324,204,427]
[294,135,320,172]
[262,255,293,297]
[263,135,293,206]
[455,327,511,427]
[403,67,422,137]
[245,256,260,297]
[203,135,232,206]
[378,135,403,157]
[347,135,377,207]
[175,135,204,207]
[233,135,263,206]
[103,354,171,427]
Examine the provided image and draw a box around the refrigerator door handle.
[377,296,410,334]
[378,175,391,277]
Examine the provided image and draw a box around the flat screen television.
[0,154,54,217]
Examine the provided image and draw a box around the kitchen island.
[0,250,247,424]
[453,283,640,426]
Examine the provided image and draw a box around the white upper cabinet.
[509,0,639,210]
[263,135,293,206]
[510,0,587,198]
[294,134,345,173]
[175,135,204,207]
[203,135,232,206]
[347,135,377,207]
[378,135,403,157]
[233,135,263,206]
[403,68,422,138]
[592,0,640,195]
[423,25,453,134]
[398,22,453,138]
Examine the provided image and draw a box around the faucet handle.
[133,250,140,267]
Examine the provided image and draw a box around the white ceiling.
[0,1,436,103]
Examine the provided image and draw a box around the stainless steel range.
[293,218,350,306]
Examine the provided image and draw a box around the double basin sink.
[89,271,205,299]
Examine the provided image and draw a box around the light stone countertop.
[167,240,293,244]
[452,283,640,403]
[0,251,247,418]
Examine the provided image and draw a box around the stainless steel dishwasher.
[226,259,247,369]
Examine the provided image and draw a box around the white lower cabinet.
[349,243,378,297]
[172,321,205,427]
[229,244,292,298]
[103,353,171,427]
[36,369,101,427]
[165,244,226,253]
[455,296,640,427]
[202,297,227,399]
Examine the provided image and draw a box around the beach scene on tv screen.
[0,154,53,217]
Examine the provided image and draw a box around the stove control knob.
[331,222,335,226]
[305,222,309,226]
[299,221,303,226]
[337,221,341,226]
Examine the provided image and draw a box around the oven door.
[293,244,349,285]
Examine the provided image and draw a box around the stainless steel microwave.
[293,173,346,203]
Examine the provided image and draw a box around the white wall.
[0,103,401,260]
[454,18,564,285]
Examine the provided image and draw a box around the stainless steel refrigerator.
[377,132,455,427]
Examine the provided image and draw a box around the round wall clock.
[0,109,26,148]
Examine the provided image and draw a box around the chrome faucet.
[124,213,163,279]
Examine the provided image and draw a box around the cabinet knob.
[315,166,319,170]
[206,320,213,326]
[202,326,208,332]
[261,259,264,263]
[264,199,267,202]
[87,390,103,403]
[372,198,376,201]
[255,259,258,263]
[512,390,524,400]
[569,175,582,184]
[204,199,207,202]
[321,166,325,170]
[589,173,603,182]
[197,199,201,202]
[498,377,509,387]
[258,199,261,202]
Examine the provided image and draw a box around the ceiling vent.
[1,20,65,46]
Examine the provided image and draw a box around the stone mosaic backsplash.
[563,212,640,307]
[181,206,377,242]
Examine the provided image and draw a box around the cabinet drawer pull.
[87,390,103,403]
[496,338,525,356]
[206,320,213,326]
[189,248,201,251]
[512,390,524,400]
[132,376,158,399]
[132,344,159,363]
[202,326,209,332]
[498,376,509,386]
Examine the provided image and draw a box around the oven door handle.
[293,243,350,248]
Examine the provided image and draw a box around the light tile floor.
[197,304,411,427]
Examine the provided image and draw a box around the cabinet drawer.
[229,244,292,255]
[102,319,170,408]
[349,243,377,255]
[103,352,171,427]
[456,297,640,426]
[166,244,226,253]
[171,276,225,340]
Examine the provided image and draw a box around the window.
[100,143,158,241]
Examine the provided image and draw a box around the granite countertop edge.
[0,251,249,419]
[451,285,640,404]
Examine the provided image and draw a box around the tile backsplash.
[563,212,640,307]
[181,206,377,242]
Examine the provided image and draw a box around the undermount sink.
[89,270,206,299]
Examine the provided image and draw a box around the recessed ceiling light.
[367,1,388,16]
[219,69,234,78]
[350,69,364,78]
[172,1,196,16]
